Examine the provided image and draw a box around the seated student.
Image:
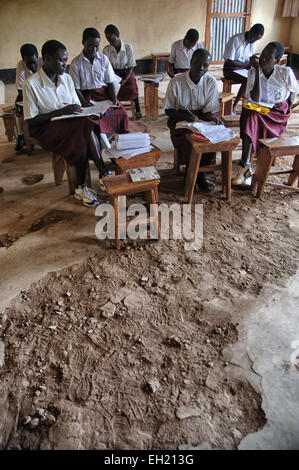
[103,24,142,119]
[23,40,110,207]
[223,23,264,114]
[69,27,130,140]
[165,48,221,192]
[168,29,204,78]
[15,44,42,151]
[233,41,298,187]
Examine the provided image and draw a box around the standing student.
[15,44,42,151]
[223,23,264,114]
[232,42,298,187]
[103,24,142,119]
[165,49,220,192]
[69,27,130,140]
[23,40,110,207]
[168,29,204,78]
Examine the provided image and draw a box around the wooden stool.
[184,134,240,202]
[222,115,240,127]
[144,81,159,120]
[1,113,17,142]
[122,100,136,120]
[151,54,170,74]
[102,173,160,249]
[23,119,39,155]
[251,136,299,198]
[221,78,240,94]
[219,92,234,116]
[51,153,91,195]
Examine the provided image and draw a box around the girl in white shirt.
[103,24,142,119]
[233,41,298,187]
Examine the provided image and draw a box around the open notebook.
[51,100,117,121]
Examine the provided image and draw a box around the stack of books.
[105,133,153,160]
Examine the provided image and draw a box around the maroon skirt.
[240,100,291,156]
[29,118,95,165]
[82,87,130,134]
[114,69,139,101]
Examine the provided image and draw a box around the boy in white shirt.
[233,41,298,187]
[169,29,204,78]
[15,44,42,151]
[223,23,264,113]
[103,24,142,119]
[165,48,220,192]
[69,27,130,138]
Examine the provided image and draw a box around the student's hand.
[120,79,126,86]
[250,55,259,70]
[82,99,93,107]
[61,104,83,115]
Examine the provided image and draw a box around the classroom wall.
[289,17,299,54]
[0,0,296,71]
[0,0,207,69]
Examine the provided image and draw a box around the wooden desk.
[114,145,161,174]
[151,54,170,74]
[144,81,160,120]
[184,135,240,203]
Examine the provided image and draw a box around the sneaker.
[74,184,99,207]
[15,134,25,151]
[232,164,253,186]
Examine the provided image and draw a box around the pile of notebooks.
[105,132,153,160]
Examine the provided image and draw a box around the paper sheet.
[234,69,248,78]
[51,100,116,121]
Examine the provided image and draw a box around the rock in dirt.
[28,417,40,429]
[101,302,116,318]
[163,335,182,348]
[143,378,160,394]
[44,414,56,426]
[176,406,201,420]
[22,416,31,426]
[22,174,44,185]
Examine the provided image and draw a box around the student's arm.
[120,44,135,85]
[120,67,133,86]
[26,105,82,127]
[16,90,23,102]
[165,108,195,122]
[106,82,118,104]
[168,43,176,78]
[249,56,260,102]
[75,89,92,107]
[69,60,91,107]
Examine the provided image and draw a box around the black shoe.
[15,135,25,151]
[196,175,216,192]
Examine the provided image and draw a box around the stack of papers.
[176,121,237,143]
[106,132,153,160]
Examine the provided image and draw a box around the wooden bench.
[251,136,299,198]
[1,112,17,142]
[219,92,234,116]
[102,173,160,249]
[121,100,136,120]
[184,134,240,202]
[222,115,241,127]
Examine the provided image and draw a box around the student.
[103,24,142,119]
[69,27,130,139]
[165,48,220,192]
[168,29,204,78]
[223,23,264,114]
[233,41,298,187]
[23,40,110,207]
[15,44,42,151]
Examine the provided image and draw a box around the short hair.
[82,27,100,42]
[41,40,66,60]
[267,41,285,61]
[20,43,38,60]
[191,48,211,61]
[104,24,120,36]
[185,28,199,43]
[250,23,265,36]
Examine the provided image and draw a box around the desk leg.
[111,196,120,250]
[184,149,202,203]
[153,58,157,74]
[256,148,273,198]
[287,155,299,187]
[222,151,232,201]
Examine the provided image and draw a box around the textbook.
[128,166,160,182]
[176,121,237,143]
[138,75,165,83]
[51,100,116,121]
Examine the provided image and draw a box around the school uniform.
[223,32,255,91]
[69,51,129,134]
[169,39,204,74]
[15,57,43,91]
[103,41,139,101]
[165,71,220,166]
[240,65,298,155]
[23,67,95,165]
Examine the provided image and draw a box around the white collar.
[39,66,63,87]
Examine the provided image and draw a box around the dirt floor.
[0,70,298,450]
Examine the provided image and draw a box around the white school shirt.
[169,39,204,69]
[23,66,81,120]
[245,65,298,107]
[223,32,255,62]
[164,71,220,114]
[103,41,136,69]
[15,57,43,90]
[69,51,121,90]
